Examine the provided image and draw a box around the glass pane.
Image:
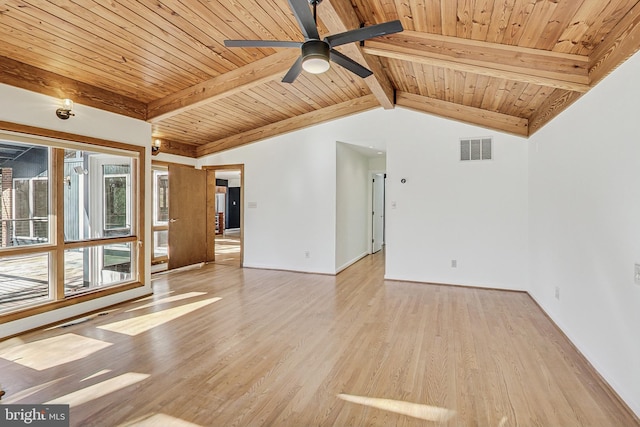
[153,230,168,258]
[0,253,50,313]
[104,176,128,230]
[33,179,49,239]
[65,242,135,295]
[0,141,49,248]
[64,150,136,241]
[155,172,169,224]
[13,180,30,237]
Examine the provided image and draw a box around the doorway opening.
[371,172,385,254]
[205,165,244,267]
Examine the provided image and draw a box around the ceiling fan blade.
[282,56,304,83]
[325,20,403,47]
[330,49,373,78]
[224,40,302,48]
[288,0,320,40]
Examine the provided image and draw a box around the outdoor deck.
[1,251,89,314]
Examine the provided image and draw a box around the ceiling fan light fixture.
[302,56,330,74]
[301,40,330,74]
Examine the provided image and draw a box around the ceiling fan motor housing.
[301,40,330,73]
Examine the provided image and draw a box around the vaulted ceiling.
[1,0,639,157]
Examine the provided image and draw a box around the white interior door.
[372,173,385,253]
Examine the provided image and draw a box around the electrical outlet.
[304,251,310,259]
[451,260,457,268]
[635,264,640,284]
[555,286,560,300]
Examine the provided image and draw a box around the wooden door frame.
[203,164,244,266]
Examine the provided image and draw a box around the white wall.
[0,84,153,338]
[528,51,640,416]
[384,109,529,289]
[369,155,386,172]
[200,107,529,289]
[198,132,338,274]
[336,142,370,272]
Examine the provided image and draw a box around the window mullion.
[54,148,65,301]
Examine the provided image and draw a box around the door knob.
[169,218,178,223]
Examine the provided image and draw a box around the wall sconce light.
[152,139,161,155]
[56,98,75,120]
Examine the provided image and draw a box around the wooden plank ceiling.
[1,0,640,157]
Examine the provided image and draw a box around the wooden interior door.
[168,164,206,269]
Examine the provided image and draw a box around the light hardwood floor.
[0,252,638,426]
[214,230,241,266]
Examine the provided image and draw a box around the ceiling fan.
[224,0,403,83]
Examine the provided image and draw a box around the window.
[0,131,144,319]
[1,142,49,248]
[151,167,169,264]
[13,177,49,241]
[65,242,134,295]
[103,165,131,234]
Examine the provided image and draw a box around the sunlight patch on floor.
[81,369,112,382]
[0,337,24,351]
[215,244,240,254]
[120,413,203,426]
[46,372,150,407]
[0,334,112,371]
[97,297,222,336]
[338,393,456,422]
[125,292,207,312]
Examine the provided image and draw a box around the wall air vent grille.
[460,137,492,161]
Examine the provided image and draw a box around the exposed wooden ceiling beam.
[318,0,395,109]
[0,56,146,120]
[589,0,640,86]
[396,91,529,137]
[363,31,591,93]
[152,138,198,158]
[147,49,300,122]
[527,1,640,136]
[197,94,380,157]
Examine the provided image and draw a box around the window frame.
[0,121,147,324]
